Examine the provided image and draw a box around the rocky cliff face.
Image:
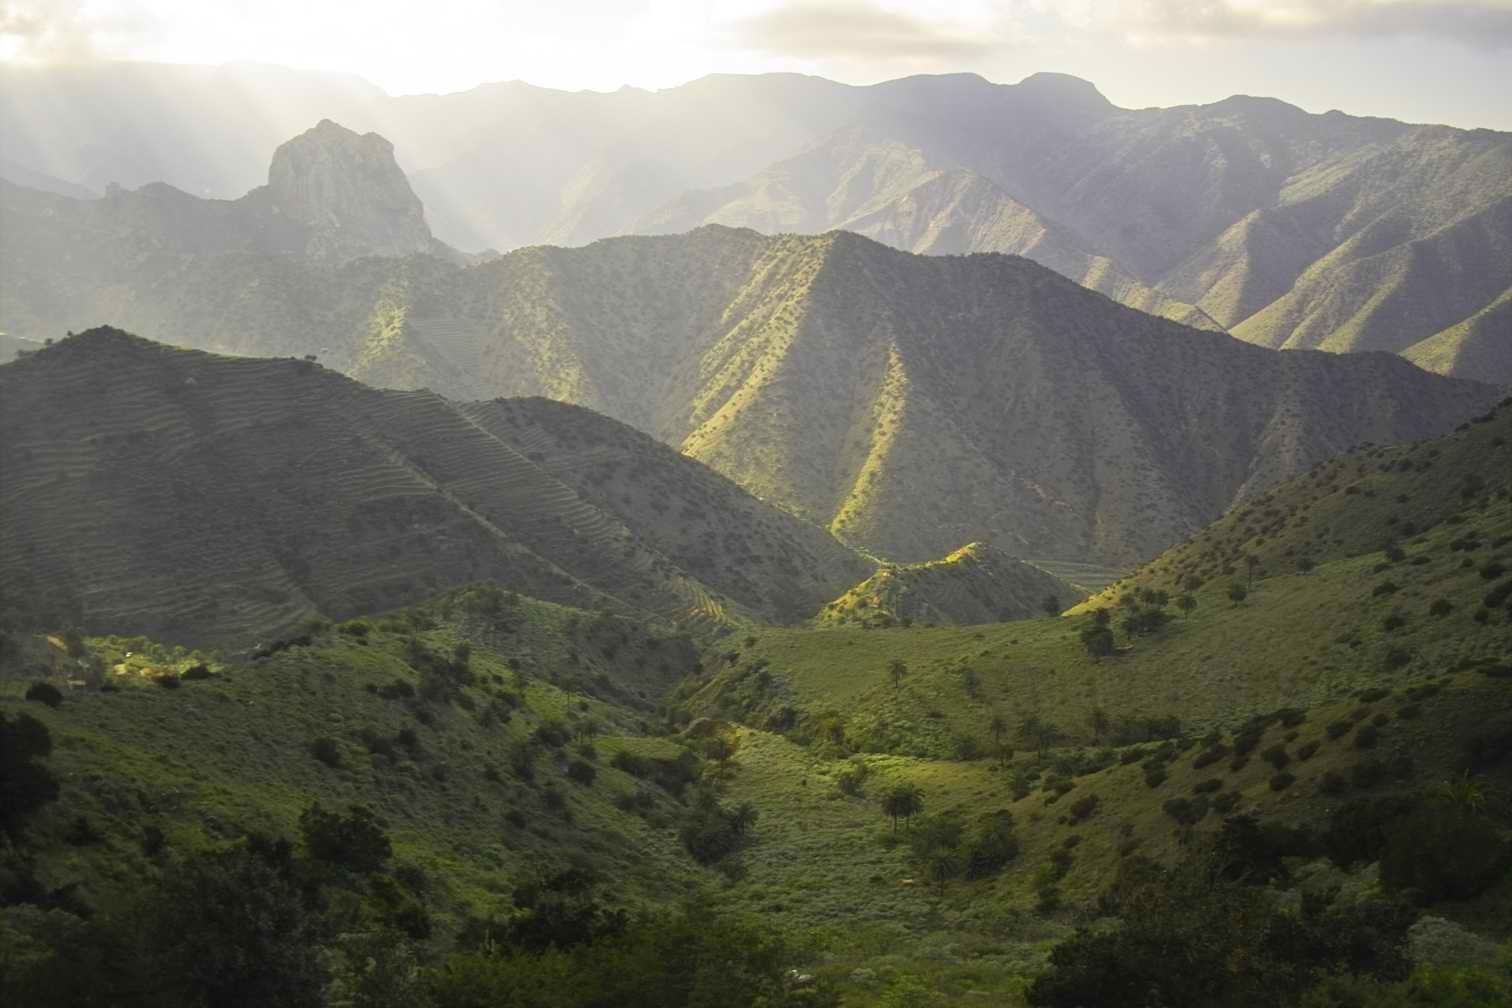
[266,119,434,261]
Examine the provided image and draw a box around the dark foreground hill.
[0,329,872,645]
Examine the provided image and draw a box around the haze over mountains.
[4,62,1508,381]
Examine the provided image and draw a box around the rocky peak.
[266,119,433,260]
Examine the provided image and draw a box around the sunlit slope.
[816,543,1076,628]
[0,329,870,644]
[1085,394,1512,607]
[422,229,1493,566]
[0,225,1495,568]
[688,426,1512,759]
[1402,287,1512,380]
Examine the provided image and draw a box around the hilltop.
[816,543,1074,628]
[0,329,870,645]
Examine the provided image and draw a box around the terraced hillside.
[816,543,1075,628]
[0,329,870,645]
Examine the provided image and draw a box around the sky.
[2,0,1510,130]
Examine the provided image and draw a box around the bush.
[963,811,1020,878]
[24,681,63,707]
[1269,772,1296,791]
[300,803,391,875]
[1068,794,1100,824]
[1297,740,1320,760]
[566,759,597,786]
[1355,725,1380,749]
[1144,765,1168,789]
[1261,744,1290,770]
[1162,797,1207,825]
[1193,778,1223,794]
[1380,796,1508,903]
[1326,720,1351,739]
[309,737,343,768]
[1192,744,1229,770]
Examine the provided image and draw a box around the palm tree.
[888,658,908,691]
[881,784,924,832]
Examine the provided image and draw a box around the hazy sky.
[2,0,1510,129]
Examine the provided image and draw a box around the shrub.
[1355,725,1380,749]
[1143,765,1168,789]
[1192,744,1229,770]
[1318,771,1348,796]
[1269,772,1296,792]
[1162,797,1207,825]
[963,811,1020,878]
[1428,598,1454,617]
[309,737,343,768]
[1261,744,1290,770]
[1211,791,1239,814]
[1297,740,1320,760]
[1277,708,1307,728]
[566,759,597,786]
[1232,727,1264,756]
[300,802,391,874]
[1326,720,1351,739]
[1193,778,1223,794]
[1352,758,1387,789]
[1068,794,1100,824]
[24,681,62,707]
[181,664,213,680]
[1380,797,1508,903]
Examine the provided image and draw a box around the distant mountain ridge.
[6,64,1505,379]
[0,152,1497,566]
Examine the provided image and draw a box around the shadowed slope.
[0,329,870,644]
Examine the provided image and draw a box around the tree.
[888,658,908,691]
[1021,715,1061,754]
[1087,707,1111,743]
[988,713,1008,751]
[0,712,60,837]
[881,783,924,832]
[300,802,392,875]
[1080,623,1115,659]
[1041,594,1062,617]
[1227,583,1249,606]
[140,836,330,1008]
[1177,594,1197,618]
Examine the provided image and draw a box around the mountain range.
[1,328,1100,644]
[1,124,1498,567]
[4,63,1508,381]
